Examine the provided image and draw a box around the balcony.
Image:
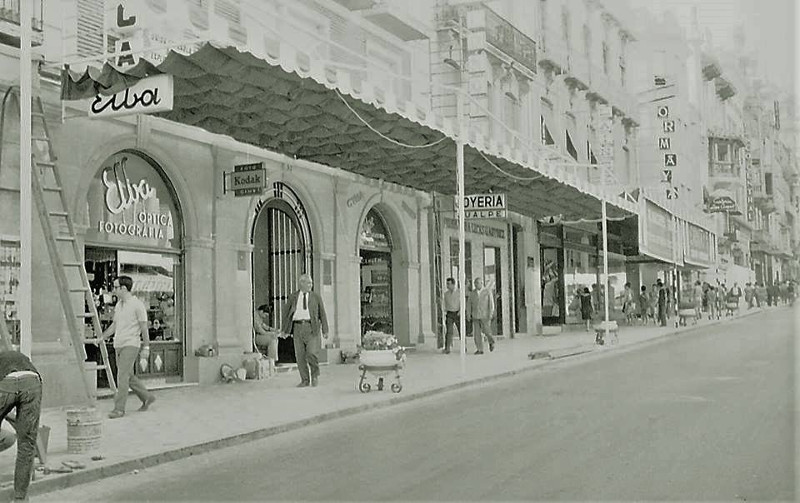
[358,1,429,40]
[537,29,567,72]
[483,5,537,75]
[0,0,44,47]
[564,52,590,90]
[332,0,378,10]
[753,192,777,213]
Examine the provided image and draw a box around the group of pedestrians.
[442,277,497,355]
[742,280,795,308]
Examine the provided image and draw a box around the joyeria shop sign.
[96,155,173,241]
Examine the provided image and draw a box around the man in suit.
[466,277,496,355]
[281,274,329,387]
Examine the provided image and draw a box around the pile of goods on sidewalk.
[242,351,272,380]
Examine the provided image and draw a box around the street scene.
[0,0,796,501]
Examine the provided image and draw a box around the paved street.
[38,308,795,502]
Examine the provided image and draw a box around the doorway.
[252,186,313,364]
[359,209,394,336]
[540,247,564,325]
[483,246,502,336]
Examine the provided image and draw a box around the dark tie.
[303,293,307,310]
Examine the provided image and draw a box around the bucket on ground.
[66,407,102,454]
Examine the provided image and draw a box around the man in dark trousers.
[0,348,42,501]
[281,274,329,387]
[656,279,667,326]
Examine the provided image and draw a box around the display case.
[360,253,393,334]
[0,238,20,346]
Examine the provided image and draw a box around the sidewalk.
[1,306,776,499]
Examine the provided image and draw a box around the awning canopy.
[61,43,636,222]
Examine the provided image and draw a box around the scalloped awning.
[61,43,637,222]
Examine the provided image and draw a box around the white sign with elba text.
[89,74,174,119]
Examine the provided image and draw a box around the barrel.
[66,407,102,454]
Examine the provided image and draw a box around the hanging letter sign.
[89,75,174,119]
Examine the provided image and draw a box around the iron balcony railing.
[0,0,44,32]
[483,5,537,74]
[436,4,537,75]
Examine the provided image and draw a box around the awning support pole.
[456,14,467,375]
[602,193,610,340]
[19,0,32,357]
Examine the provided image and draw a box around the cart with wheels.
[357,362,403,393]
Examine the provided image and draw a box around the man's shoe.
[474,350,484,355]
[489,341,495,352]
[311,376,318,387]
[108,410,125,419]
[443,349,450,354]
[138,395,156,412]
[296,381,309,388]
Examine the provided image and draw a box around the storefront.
[440,215,512,338]
[359,208,394,336]
[539,222,629,326]
[83,150,185,387]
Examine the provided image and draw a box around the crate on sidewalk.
[242,353,273,380]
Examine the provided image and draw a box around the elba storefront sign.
[89,74,174,118]
[454,193,507,219]
[225,162,267,197]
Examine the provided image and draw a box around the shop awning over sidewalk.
[61,43,636,222]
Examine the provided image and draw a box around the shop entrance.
[540,247,564,325]
[483,246,502,336]
[252,183,313,364]
[84,248,183,387]
[82,149,184,387]
[359,209,394,336]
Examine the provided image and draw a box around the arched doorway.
[359,208,394,336]
[252,182,313,364]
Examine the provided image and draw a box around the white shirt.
[113,295,148,349]
[293,292,311,321]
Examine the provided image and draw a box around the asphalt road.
[39,308,796,502]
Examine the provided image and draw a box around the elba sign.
[89,74,174,118]
[454,193,507,219]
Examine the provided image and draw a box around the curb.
[15,307,772,499]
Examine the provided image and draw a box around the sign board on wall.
[225,162,267,197]
[640,200,674,264]
[453,193,507,219]
[86,151,180,249]
[684,223,713,267]
[88,74,174,119]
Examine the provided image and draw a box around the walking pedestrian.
[693,281,704,318]
[744,282,754,309]
[281,273,329,387]
[706,286,718,320]
[622,282,635,324]
[580,287,593,331]
[466,277,495,354]
[254,304,280,369]
[0,348,42,502]
[730,282,743,308]
[755,282,766,308]
[656,280,667,326]
[101,275,156,419]
[442,277,461,354]
[638,286,650,325]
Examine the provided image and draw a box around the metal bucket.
[66,407,102,454]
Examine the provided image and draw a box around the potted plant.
[359,331,405,366]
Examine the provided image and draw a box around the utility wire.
[335,89,448,149]
[477,149,544,181]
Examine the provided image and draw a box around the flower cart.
[357,331,405,393]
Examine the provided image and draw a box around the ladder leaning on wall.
[23,93,116,400]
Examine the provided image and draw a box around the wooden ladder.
[28,95,116,399]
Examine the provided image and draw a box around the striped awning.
[61,42,637,222]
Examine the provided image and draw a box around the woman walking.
[580,287,593,332]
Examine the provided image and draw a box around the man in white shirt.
[281,274,329,387]
[101,275,156,418]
